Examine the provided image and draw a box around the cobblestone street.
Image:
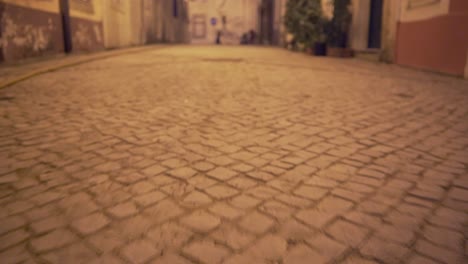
[1,46,468,263]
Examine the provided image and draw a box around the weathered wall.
[0,0,63,62]
[69,0,104,52]
[395,0,468,77]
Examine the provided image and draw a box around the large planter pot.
[313,42,327,56]
[327,47,354,58]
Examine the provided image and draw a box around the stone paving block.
[168,167,198,179]
[422,225,464,252]
[283,244,327,264]
[293,185,328,200]
[247,185,280,199]
[180,211,221,233]
[147,222,193,252]
[205,184,239,199]
[107,201,138,219]
[121,239,159,264]
[207,167,238,181]
[0,244,32,264]
[307,233,347,262]
[245,234,287,261]
[247,171,275,181]
[239,211,275,234]
[134,190,167,207]
[129,180,155,194]
[161,181,195,198]
[211,224,255,250]
[360,237,410,263]
[142,164,167,176]
[150,254,192,264]
[182,239,230,264]
[143,199,184,224]
[89,254,125,264]
[41,242,97,264]
[87,228,125,254]
[31,228,76,253]
[0,229,29,251]
[31,215,67,234]
[209,202,244,220]
[415,239,464,264]
[229,194,261,209]
[341,254,381,264]
[71,212,110,235]
[187,175,218,189]
[182,190,213,207]
[408,254,440,264]
[275,194,312,208]
[259,200,295,221]
[227,176,258,190]
[295,209,337,229]
[316,196,354,213]
[326,219,369,248]
[277,219,316,242]
[0,215,26,235]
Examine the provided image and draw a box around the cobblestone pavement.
[1,46,468,264]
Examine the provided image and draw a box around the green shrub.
[284,0,325,48]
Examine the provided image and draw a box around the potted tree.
[326,0,353,57]
[284,0,326,56]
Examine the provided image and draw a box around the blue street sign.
[210,17,217,26]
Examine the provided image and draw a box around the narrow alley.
[0,46,467,263]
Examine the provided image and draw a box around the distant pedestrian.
[248,30,256,44]
[216,30,222,44]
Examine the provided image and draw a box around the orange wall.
[395,2,468,76]
[450,0,468,12]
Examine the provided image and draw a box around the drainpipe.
[59,0,72,53]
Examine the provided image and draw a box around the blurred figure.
[215,30,222,44]
[248,30,256,44]
[240,33,249,45]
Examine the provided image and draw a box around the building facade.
[348,0,468,77]
[0,0,190,62]
[188,0,261,45]
[395,0,468,77]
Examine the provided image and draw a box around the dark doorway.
[259,0,274,45]
[368,0,383,49]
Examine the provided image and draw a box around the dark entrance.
[368,0,383,49]
[259,0,274,45]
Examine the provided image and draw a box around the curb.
[0,44,170,89]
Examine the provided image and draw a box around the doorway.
[191,14,207,39]
[368,0,383,49]
[259,0,274,45]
